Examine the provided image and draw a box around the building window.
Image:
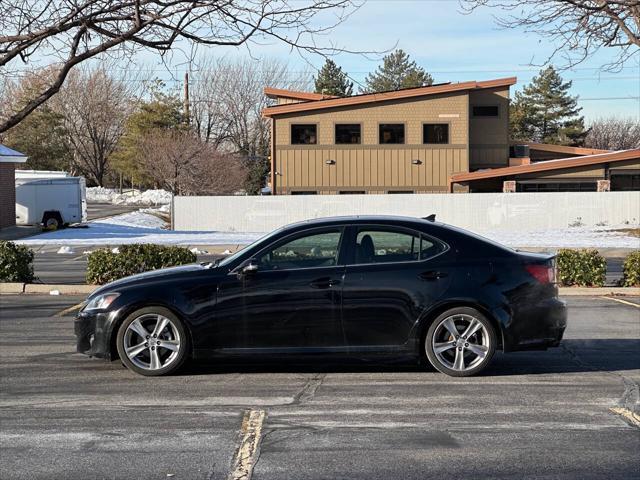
[379,124,405,144]
[335,124,361,144]
[387,190,414,194]
[423,124,449,144]
[517,182,597,192]
[339,191,366,195]
[291,191,317,195]
[291,124,317,144]
[472,106,499,117]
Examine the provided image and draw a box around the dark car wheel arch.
[416,301,504,357]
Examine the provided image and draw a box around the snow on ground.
[14,210,640,249]
[15,210,262,247]
[86,187,171,205]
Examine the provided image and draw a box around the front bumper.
[74,310,114,359]
[502,297,567,352]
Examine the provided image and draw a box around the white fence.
[174,192,640,233]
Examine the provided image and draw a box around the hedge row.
[556,249,607,287]
[622,251,640,287]
[0,241,34,283]
[86,244,196,285]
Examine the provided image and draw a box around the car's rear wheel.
[116,307,189,376]
[425,307,496,377]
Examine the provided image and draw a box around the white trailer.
[15,171,87,229]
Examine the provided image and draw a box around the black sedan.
[75,216,567,377]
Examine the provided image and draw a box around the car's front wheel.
[425,307,496,377]
[116,307,189,376]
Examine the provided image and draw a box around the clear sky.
[156,0,639,123]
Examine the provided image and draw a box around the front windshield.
[216,227,285,268]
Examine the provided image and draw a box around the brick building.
[0,145,28,229]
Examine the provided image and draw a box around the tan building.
[262,79,640,194]
[262,78,516,194]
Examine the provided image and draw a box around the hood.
[89,263,214,298]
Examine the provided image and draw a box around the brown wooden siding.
[275,146,467,194]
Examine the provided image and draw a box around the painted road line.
[54,302,85,317]
[600,296,640,308]
[610,407,640,428]
[228,409,267,480]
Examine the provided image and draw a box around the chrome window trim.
[348,223,450,267]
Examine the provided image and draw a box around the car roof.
[282,215,444,230]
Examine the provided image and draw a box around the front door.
[213,227,346,351]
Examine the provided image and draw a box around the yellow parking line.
[228,409,266,480]
[610,407,640,427]
[54,302,84,317]
[600,296,640,308]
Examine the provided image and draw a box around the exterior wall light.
[412,159,422,165]
[325,159,336,165]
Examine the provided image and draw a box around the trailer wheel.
[42,211,64,230]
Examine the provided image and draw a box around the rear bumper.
[502,297,567,352]
[74,310,114,359]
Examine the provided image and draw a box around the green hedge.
[622,251,640,287]
[87,244,197,285]
[0,241,34,283]
[556,248,606,287]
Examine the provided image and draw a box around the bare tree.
[0,0,362,133]
[138,129,246,195]
[461,1,640,71]
[52,66,137,185]
[190,57,312,153]
[585,116,640,149]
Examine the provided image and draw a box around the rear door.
[341,225,450,349]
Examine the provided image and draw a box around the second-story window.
[379,124,405,144]
[423,124,449,144]
[472,106,499,117]
[335,124,361,144]
[291,124,317,144]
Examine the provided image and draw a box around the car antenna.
[422,214,436,222]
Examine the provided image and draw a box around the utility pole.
[183,72,190,125]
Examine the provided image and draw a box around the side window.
[257,230,341,270]
[355,229,420,264]
[355,229,446,264]
[420,235,446,260]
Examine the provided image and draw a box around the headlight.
[84,293,120,311]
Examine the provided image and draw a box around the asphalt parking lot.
[0,295,638,480]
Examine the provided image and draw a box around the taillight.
[525,264,555,284]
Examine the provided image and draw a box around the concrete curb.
[0,284,97,295]
[1,283,638,297]
[558,287,640,296]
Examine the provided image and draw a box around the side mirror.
[242,259,259,275]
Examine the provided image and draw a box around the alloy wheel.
[123,314,182,371]
[431,314,491,372]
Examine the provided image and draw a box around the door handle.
[419,271,448,281]
[310,278,341,289]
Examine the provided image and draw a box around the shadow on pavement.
[175,338,640,377]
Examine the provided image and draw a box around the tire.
[424,307,496,377]
[116,307,189,376]
[42,211,63,230]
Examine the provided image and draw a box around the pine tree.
[510,66,586,145]
[363,49,433,93]
[314,59,353,97]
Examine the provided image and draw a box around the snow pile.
[86,187,171,206]
[190,247,208,254]
[57,246,74,254]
